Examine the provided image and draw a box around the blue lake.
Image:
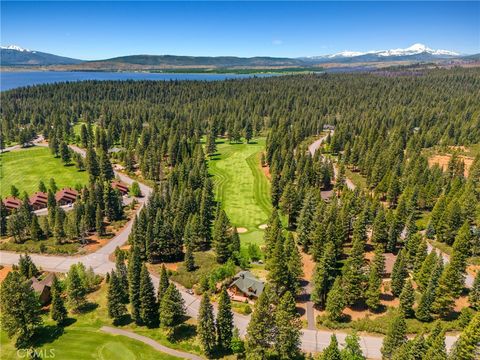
[0,71,273,91]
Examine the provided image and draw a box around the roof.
[55,188,78,202]
[29,191,48,205]
[30,273,54,293]
[112,180,129,192]
[230,271,264,298]
[3,196,22,209]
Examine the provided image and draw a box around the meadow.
[0,147,88,198]
[208,138,271,247]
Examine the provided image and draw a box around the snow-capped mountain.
[306,43,460,62]
[0,45,82,66]
[0,44,34,52]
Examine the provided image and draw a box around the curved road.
[0,142,461,359]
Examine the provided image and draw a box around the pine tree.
[95,204,105,236]
[433,222,471,317]
[184,234,196,272]
[50,274,67,325]
[321,334,342,360]
[198,292,216,358]
[399,280,415,318]
[18,254,39,279]
[372,208,388,245]
[60,141,71,165]
[213,210,233,263]
[391,249,408,297]
[416,256,444,322]
[157,264,170,315]
[217,286,234,351]
[274,291,301,359]
[66,264,86,312]
[342,227,366,306]
[468,270,480,310]
[415,251,438,291]
[340,331,365,360]
[114,247,129,304]
[29,215,43,241]
[0,271,42,348]
[381,312,407,359]
[107,271,127,324]
[139,264,159,328]
[311,242,336,308]
[366,246,385,311]
[160,283,186,330]
[448,313,480,360]
[326,277,345,322]
[285,233,303,295]
[424,327,447,360]
[245,287,275,359]
[413,239,428,277]
[128,245,142,323]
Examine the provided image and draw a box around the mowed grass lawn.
[208,138,271,247]
[0,283,185,360]
[0,147,88,197]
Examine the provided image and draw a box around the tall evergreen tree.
[66,264,86,312]
[198,292,217,358]
[217,286,234,351]
[468,270,480,310]
[50,274,67,325]
[0,271,42,348]
[115,247,129,304]
[139,264,159,328]
[381,312,407,359]
[128,244,142,323]
[416,256,444,322]
[274,291,301,359]
[399,280,415,318]
[448,313,480,360]
[391,249,408,297]
[160,283,186,331]
[213,209,233,263]
[245,287,275,360]
[311,242,336,308]
[366,246,385,311]
[107,271,128,324]
[321,334,342,360]
[326,277,345,322]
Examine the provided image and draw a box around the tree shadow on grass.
[31,325,65,347]
[76,302,99,314]
[113,314,133,327]
[171,323,196,342]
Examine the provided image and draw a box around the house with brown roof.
[55,188,78,205]
[29,191,48,210]
[228,271,264,302]
[30,273,54,305]
[2,196,22,212]
[111,180,129,195]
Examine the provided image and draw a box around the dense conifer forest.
[1,68,480,359]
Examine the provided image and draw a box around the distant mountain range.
[0,45,82,66]
[1,43,477,70]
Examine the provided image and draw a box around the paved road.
[0,141,459,359]
[308,132,356,191]
[0,135,45,153]
[101,326,202,360]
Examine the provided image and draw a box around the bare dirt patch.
[262,165,271,180]
[236,227,248,234]
[0,265,12,283]
[467,265,480,277]
[428,154,474,177]
[301,249,315,282]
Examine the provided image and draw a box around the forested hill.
[96,54,305,67]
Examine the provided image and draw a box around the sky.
[1,1,479,60]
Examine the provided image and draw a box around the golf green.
[208,138,271,247]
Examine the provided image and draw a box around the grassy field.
[208,138,271,247]
[0,147,88,198]
[0,282,193,360]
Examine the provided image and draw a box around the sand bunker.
[236,227,248,233]
[258,224,268,230]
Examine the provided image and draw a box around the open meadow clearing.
[0,147,88,197]
[208,138,271,247]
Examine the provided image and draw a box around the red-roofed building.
[111,180,129,195]
[3,196,22,212]
[29,191,48,210]
[55,188,78,205]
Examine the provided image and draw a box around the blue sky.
[1,1,479,59]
